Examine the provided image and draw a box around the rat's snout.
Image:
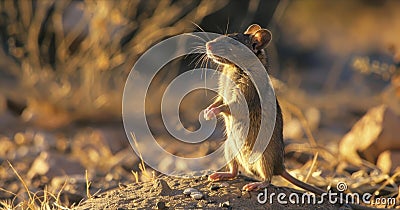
[205,40,229,64]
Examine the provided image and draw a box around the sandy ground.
[77,174,341,210]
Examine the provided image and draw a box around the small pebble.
[155,201,166,210]
[220,182,229,187]
[197,201,206,207]
[190,192,204,200]
[118,183,128,189]
[220,201,230,207]
[183,188,198,195]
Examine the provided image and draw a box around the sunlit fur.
[205,30,285,183]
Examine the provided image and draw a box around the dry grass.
[0,162,70,210]
[0,0,227,120]
[130,132,156,183]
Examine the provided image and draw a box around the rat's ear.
[244,24,261,35]
[251,29,272,50]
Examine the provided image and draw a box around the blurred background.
[0,0,399,208]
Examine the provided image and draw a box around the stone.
[220,182,229,187]
[339,105,400,168]
[190,192,203,200]
[220,201,230,207]
[183,188,198,195]
[152,179,173,196]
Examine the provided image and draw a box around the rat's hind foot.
[208,172,237,181]
[242,182,270,191]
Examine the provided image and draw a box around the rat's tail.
[281,170,326,195]
[282,170,390,210]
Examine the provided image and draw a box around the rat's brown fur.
[204,24,324,193]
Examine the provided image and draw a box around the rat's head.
[206,24,272,65]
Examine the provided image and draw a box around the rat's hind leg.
[208,160,238,181]
[242,157,273,191]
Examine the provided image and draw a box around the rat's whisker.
[191,22,211,42]
[212,63,220,78]
[193,46,206,54]
[186,33,208,44]
[197,53,210,71]
[197,56,209,76]
[187,46,206,55]
[189,53,205,67]
[185,46,205,60]
[191,21,206,32]
[225,18,230,35]
[186,43,206,55]
[194,54,203,68]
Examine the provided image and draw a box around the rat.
[202,24,388,210]
[203,23,324,193]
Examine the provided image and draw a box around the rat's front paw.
[203,107,220,120]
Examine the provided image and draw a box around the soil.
[77,175,341,210]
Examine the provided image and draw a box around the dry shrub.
[0,0,227,119]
